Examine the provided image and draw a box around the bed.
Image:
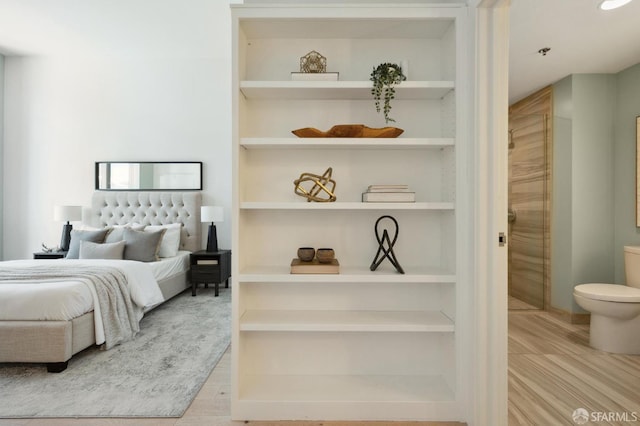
[0,191,201,372]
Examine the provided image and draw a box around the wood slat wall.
[508,86,553,310]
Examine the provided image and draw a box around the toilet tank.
[624,246,640,288]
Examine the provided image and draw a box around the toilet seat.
[574,283,640,303]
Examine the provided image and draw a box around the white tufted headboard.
[90,191,202,253]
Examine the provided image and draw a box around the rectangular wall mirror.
[96,161,202,191]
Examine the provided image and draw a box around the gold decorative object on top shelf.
[293,167,337,202]
[300,50,327,73]
[292,124,404,138]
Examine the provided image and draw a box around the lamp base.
[206,223,219,253]
[60,223,73,252]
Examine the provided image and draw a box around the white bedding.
[0,253,189,345]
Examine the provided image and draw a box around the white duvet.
[0,259,165,345]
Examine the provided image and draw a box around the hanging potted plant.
[370,62,407,124]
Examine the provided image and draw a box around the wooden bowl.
[297,247,315,262]
[292,124,403,138]
[316,248,335,263]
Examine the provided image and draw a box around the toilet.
[574,245,640,354]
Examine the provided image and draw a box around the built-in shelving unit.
[231,3,468,422]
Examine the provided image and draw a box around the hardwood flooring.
[2,310,639,425]
[509,296,540,311]
[509,310,640,425]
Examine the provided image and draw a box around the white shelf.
[241,137,455,150]
[240,80,454,100]
[240,374,455,403]
[235,374,458,420]
[238,265,456,283]
[240,201,454,210]
[240,309,454,332]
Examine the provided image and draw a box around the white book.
[367,186,411,192]
[362,191,416,202]
[367,184,410,192]
[290,72,339,81]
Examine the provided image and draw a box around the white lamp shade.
[54,205,82,222]
[201,206,224,223]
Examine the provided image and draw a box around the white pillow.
[75,224,102,231]
[144,223,182,258]
[79,240,125,260]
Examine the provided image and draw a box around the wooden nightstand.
[190,249,231,297]
[33,251,67,259]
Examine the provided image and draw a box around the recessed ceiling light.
[599,0,633,10]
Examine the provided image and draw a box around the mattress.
[0,252,191,343]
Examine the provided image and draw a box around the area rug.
[0,287,231,418]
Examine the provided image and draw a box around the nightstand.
[190,249,231,297]
[33,251,67,259]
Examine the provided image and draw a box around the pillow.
[66,229,110,259]
[79,240,125,260]
[123,227,166,262]
[75,224,102,231]
[145,223,182,257]
[105,224,146,244]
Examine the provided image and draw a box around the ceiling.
[0,0,639,105]
[509,0,640,103]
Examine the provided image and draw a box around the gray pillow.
[79,240,125,260]
[66,229,110,259]
[104,224,146,243]
[123,227,166,262]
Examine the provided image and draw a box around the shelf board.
[240,309,454,332]
[240,137,455,150]
[240,201,454,210]
[239,265,455,283]
[240,80,454,100]
[239,374,455,403]
[239,16,457,40]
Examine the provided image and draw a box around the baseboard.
[548,306,590,324]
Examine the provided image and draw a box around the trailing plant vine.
[370,62,406,123]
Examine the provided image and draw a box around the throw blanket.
[0,265,140,349]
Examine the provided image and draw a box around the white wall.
[613,63,640,283]
[552,74,616,312]
[2,3,232,260]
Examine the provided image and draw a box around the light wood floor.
[2,311,639,425]
[508,295,540,310]
[509,310,640,425]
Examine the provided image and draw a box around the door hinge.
[498,232,507,247]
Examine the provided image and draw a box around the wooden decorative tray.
[292,124,403,138]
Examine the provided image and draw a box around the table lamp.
[54,205,82,252]
[201,206,224,252]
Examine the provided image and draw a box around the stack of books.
[362,184,416,203]
[290,258,340,274]
[290,72,339,81]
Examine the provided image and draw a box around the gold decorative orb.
[293,167,337,202]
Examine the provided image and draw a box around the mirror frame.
[95,161,203,191]
[637,117,640,226]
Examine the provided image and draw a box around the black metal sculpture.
[370,215,404,274]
